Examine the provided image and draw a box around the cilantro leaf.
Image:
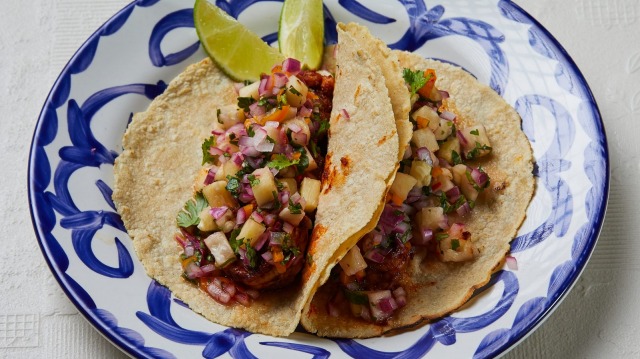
[295,148,309,173]
[201,136,216,165]
[216,109,222,124]
[403,68,428,96]
[451,150,462,165]
[245,243,258,268]
[451,239,460,250]
[228,229,242,253]
[288,199,303,214]
[226,175,241,198]
[470,129,480,136]
[237,97,256,112]
[267,154,300,170]
[248,174,260,187]
[176,192,209,228]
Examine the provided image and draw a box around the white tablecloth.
[3,0,638,357]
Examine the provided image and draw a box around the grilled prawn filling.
[175,58,334,306]
[329,68,493,323]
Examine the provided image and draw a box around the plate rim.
[27,0,610,358]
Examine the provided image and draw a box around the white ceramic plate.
[29,0,608,357]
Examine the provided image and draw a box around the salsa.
[328,67,493,323]
[174,58,334,306]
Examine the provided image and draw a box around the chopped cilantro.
[176,192,208,228]
[247,125,255,137]
[226,175,241,198]
[306,253,314,264]
[288,199,303,214]
[228,228,242,252]
[247,174,260,187]
[316,119,330,137]
[451,239,460,250]
[470,129,480,136]
[237,97,256,112]
[402,68,428,96]
[466,142,492,160]
[245,243,258,268]
[295,148,310,173]
[201,136,216,165]
[451,150,462,165]
[422,186,431,196]
[216,109,222,124]
[288,86,302,96]
[229,133,238,146]
[265,135,275,143]
[436,233,449,241]
[267,154,300,170]
[272,191,282,210]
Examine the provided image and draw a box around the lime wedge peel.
[194,0,285,82]
[278,0,325,70]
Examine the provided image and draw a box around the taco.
[300,27,535,338]
[112,26,401,335]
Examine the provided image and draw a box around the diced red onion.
[185,262,204,279]
[282,58,301,74]
[200,264,216,275]
[440,110,456,121]
[298,106,312,118]
[287,122,302,133]
[261,251,273,263]
[255,141,275,152]
[290,192,301,203]
[340,108,350,120]
[471,167,489,187]
[273,72,288,88]
[174,235,186,248]
[234,292,251,306]
[457,130,469,146]
[403,145,413,160]
[207,280,231,304]
[364,248,385,263]
[506,255,518,270]
[393,287,407,307]
[236,208,247,225]
[239,287,260,299]
[413,228,433,246]
[254,232,269,251]
[328,301,341,317]
[212,128,225,136]
[258,74,273,96]
[379,297,398,313]
[456,201,471,217]
[439,215,450,230]
[239,193,254,203]
[282,221,294,234]
[446,186,461,203]
[263,213,277,226]
[279,190,290,204]
[251,211,264,223]
[439,90,450,99]
[208,146,224,157]
[204,168,217,186]
[393,220,410,234]
[231,152,244,166]
[184,245,195,257]
[227,123,247,138]
[265,120,279,128]
[210,206,229,220]
[291,132,308,146]
[416,147,434,166]
[249,101,265,117]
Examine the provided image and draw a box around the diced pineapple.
[217,104,245,129]
[279,178,298,194]
[299,177,321,212]
[223,160,242,178]
[202,181,238,209]
[238,81,259,100]
[252,167,278,207]
[285,75,309,107]
[451,164,479,201]
[432,167,455,193]
[302,147,318,172]
[416,207,446,230]
[460,125,491,159]
[390,172,418,204]
[285,118,311,147]
[411,105,440,131]
[279,206,305,226]
[410,160,432,188]
[411,128,439,152]
[197,207,218,232]
[339,246,368,276]
[237,218,266,247]
[438,136,461,165]
[194,167,212,192]
[204,232,236,268]
[433,119,454,141]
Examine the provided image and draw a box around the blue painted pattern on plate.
[28,0,607,358]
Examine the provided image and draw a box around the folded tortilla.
[300,49,535,337]
[113,24,400,334]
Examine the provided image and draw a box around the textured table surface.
[3,0,638,357]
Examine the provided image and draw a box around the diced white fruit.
[339,246,367,276]
[451,164,479,201]
[303,146,318,172]
[411,105,440,131]
[411,128,439,152]
[279,178,298,194]
[460,125,491,159]
[438,136,461,165]
[238,81,259,100]
[237,218,266,247]
[197,207,218,232]
[299,177,321,212]
[215,160,242,181]
[252,167,278,207]
[410,160,432,188]
[437,223,477,262]
[204,232,236,267]
[416,207,446,231]
[194,167,212,192]
[390,172,418,204]
[285,75,308,107]
[279,206,305,226]
[217,104,245,129]
[432,167,455,193]
[202,181,238,209]
[433,119,454,140]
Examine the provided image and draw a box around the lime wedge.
[194,0,284,82]
[278,0,324,70]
